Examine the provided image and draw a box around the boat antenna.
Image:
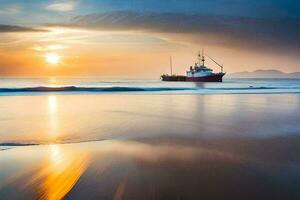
[202,49,205,66]
[170,56,173,75]
[198,51,201,66]
[207,54,224,73]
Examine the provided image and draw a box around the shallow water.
[1,78,300,199]
[1,94,300,144]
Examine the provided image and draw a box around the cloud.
[49,11,300,53]
[30,44,67,51]
[0,5,21,14]
[46,1,77,12]
[0,24,47,32]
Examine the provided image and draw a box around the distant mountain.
[229,69,300,78]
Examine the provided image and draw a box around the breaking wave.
[0,85,300,94]
[0,86,196,93]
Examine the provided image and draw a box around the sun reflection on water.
[48,96,57,114]
[50,144,63,164]
[47,95,59,141]
[48,77,58,87]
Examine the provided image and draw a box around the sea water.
[0,77,300,144]
[1,77,300,95]
[1,77,300,199]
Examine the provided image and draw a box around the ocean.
[1,77,300,95]
[1,77,300,199]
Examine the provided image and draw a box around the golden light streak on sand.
[23,145,90,200]
[39,145,88,200]
[113,180,127,200]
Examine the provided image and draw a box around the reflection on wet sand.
[0,144,89,200]
[36,145,89,200]
[1,93,300,199]
[0,92,300,200]
[1,138,300,200]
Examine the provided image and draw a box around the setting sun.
[46,53,61,65]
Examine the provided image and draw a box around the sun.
[46,53,61,65]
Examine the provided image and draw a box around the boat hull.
[161,75,187,82]
[161,73,225,82]
[186,73,225,82]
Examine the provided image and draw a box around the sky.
[0,0,300,78]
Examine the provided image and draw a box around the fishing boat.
[161,51,225,82]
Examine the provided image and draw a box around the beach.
[1,86,300,199]
[1,0,300,198]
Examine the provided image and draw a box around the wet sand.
[1,137,300,200]
[1,94,300,199]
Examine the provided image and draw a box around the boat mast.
[197,51,201,67]
[201,49,205,66]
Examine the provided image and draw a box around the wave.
[0,86,300,94]
[0,86,196,93]
[0,142,38,146]
[207,86,300,90]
